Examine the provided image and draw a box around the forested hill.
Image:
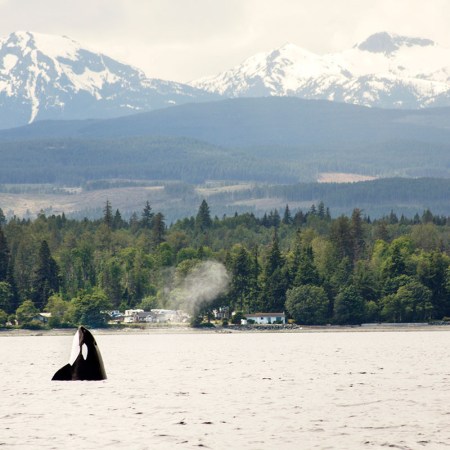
[1,134,450,185]
[3,97,450,148]
[1,201,450,329]
[2,97,450,183]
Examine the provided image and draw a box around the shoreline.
[1,323,449,337]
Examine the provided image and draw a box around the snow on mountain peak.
[4,31,34,50]
[192,32,450,109]
[0,30,125,123]
[357,32,435,54]
[0,30,215,128]
[0,29,449,129]
[29,32,83,61]
[193,41,346,97]
[2,31,82,60]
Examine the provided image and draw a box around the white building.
[123,309,148,323]
[124,309,144,316]
[243,313,286,325]
[123,308,190,324]
[32,312,52,324]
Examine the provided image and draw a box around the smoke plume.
[168,261,229,315]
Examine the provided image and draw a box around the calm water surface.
[1,330,450,449]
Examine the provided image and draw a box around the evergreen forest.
[1,199,450,329]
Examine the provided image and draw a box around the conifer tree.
[0,281,13,314]
[103,200,113,228]
[0,228,17,313]
[417,251,449,317]
[266,229,282,275]
[330,215,354,262]
[375,220,389,242]
[382,243,406,280]
[230,246,253,312]
[268,209,280,227]
[152,212,166,246]
[0,227,10,282]
[294,246,321,287]
[129,212,140,233]
[289,230,302,286]
[141,201,154,229]
[293,210,305,226]
[195,200,212,232]
[32,240,60,309]
[261,229,287,312]
[224,251,233,272]
[317,201,325,219]
[249,246,261,312]
[282,204,292,225]
[6,263,19,313]
[100,258,122,308]
[351,208,365,262]
[228,245,261,313]
[113,209,125,230]
[0,208,6,228]
[261,213,269,227]
[422,209,433,224]
[389,210,399,224]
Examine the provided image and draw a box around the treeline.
[204,178,450,217]
[0,200,450,328]
[5,177,450,226]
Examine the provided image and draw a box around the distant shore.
[1,322,449,337]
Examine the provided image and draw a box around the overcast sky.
[1,0,449,82]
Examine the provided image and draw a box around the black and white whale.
[52,326,107,381]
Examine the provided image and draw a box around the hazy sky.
[1,0,449,82]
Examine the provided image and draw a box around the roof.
[245,313,285,318]
[135,312,153,318]
[151,309,178,314]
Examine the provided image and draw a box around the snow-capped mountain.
[192,32,450,109]
[0,31,215,129]
[2,30,450,130]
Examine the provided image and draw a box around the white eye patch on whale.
[52,326,107,381]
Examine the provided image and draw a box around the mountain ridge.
[3,96,450,147]
[191,31,450,109]
[2,30,450,129]
[0,31,217,128]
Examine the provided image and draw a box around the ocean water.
[1,330,450,449]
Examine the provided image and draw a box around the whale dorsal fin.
[51,363,72,381]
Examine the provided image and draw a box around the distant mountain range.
[0,31,216,129]
[2,97,450,184]
[192,32,450,109]
[2,31,450,129]
[4,31,450,219]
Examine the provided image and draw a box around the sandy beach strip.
[1,323,449,337]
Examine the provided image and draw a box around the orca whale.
[52,326,107,381]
